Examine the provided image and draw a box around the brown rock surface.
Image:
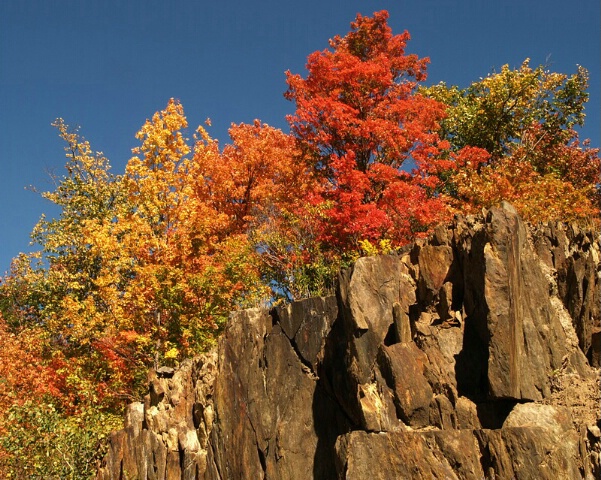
[378,343,433,427]
[480,203,591,400]
[97,206,600,479]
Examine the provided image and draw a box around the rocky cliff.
[96,203,601,480]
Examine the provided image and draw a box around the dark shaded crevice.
[383,322,399,346]
[338,459,349,479]
[581,274,590,357]
[319,311,365,429]
[319,377,360,430]
[353,326,368,339]
[192,403,202,430]
[314,323,358,431]
[454,313,489,402]
[475,399,519,429]
[179,447,185,472]
[311,382,352,480]
[449,244,466,312]
[454,228,491,405]
[149,384,164,406]
[408,303,421,337]
[311,312,355,479]
[474,430,494,479]
[269,307,279,327]
[152,450,159,476]
[258,346,268,370]
[257,445,267,475]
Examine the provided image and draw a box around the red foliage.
[286,11,452,249]
[310,152,448,248]
[286,11,447,172]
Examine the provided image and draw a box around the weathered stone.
[207,307,348,480]
[125,402,144,437]
[592,328,601,367]
[275,295,338,372]
[533,222,601,367]
[336,430,484,479]
[356,380,397,432]
[96,354,217,480]
[378,343,433,427]
[481,425,582,479]
[436,280,455,321]
[335,420,586,480]
[418,244,454,296]
[418,324,463,398]
[338,255,401,384]
[455,396,481,429]
[479,203,591,400]
[429,393,456,429]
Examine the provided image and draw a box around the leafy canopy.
[285,10,454,253]
[422,60,590,162]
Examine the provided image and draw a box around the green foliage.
[422,59,599,222]
[254,206,341,301]
[421,59,590,162]
[0,402,122,479]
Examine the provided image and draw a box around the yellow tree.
[0,100,277,412]
[117,101,276,366]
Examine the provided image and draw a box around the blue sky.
[1,0,599,274]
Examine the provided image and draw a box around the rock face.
[97,204,601,480]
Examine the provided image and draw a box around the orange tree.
[0,101,297,475]
[194,119,324,300]
[0,94,316,406]
[0,101,281,406]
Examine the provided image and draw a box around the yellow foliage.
[358,238,394,257]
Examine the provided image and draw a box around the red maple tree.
[285,10,452,248]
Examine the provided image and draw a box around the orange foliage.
[450,125,600,223]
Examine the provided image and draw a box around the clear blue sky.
[1,0,599,275]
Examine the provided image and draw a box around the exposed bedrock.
[97,204,601,479]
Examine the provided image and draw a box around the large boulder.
[205,303,347,480]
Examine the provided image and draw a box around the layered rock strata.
[97,203,601,480]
